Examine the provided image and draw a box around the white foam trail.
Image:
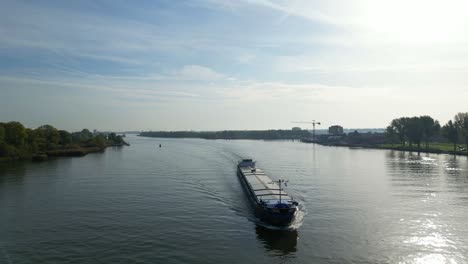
[255,206,306,231]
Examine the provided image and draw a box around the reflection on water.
[443,155,463,173]
[0,161,27,178]
[387,151,439,175]
[1,137,468,263]
[403,253,462,264]
[385,150,468,264]
[255,225,298,256]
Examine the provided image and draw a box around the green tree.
[72,129,93,143]
[385,125,397,145]
[58,130,72,145]
[24,128,40,153]
[442,120,459,151]
[454,112,468,150]
[107,132,117,142]
[4,121,27,147]
[406,117,424,149]
[389,117,409,146]
[0,123,5,144]
[420,116,440,149]
[93,134,106,148]
[36,125,60,150]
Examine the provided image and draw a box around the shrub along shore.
[311,112,468,156]
[0,122,129,162]
[378,144,467,156]
[382,112,468,155]
[139,129,311,140]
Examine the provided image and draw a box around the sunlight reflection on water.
[401,216,462,264]
[402,253,459,264]
[2,139,468,263]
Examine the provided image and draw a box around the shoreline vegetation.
[0,121,129,162]
[139,129,312,140]
[304,112,468,157]
[314,142,468,157]
[3,112,467,162]
[139,112,468,157]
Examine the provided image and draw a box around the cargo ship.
[237,159,299,226]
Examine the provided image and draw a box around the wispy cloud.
[2,0,468,129]
[0,64,231,102]
[243,0,346,25]
[0,1,240,65]
[274,54,468,74]
[170,65,228,81]
[236,54,256,64]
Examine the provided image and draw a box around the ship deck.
[239,167,292,203]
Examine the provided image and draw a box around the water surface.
[1,136,468,263]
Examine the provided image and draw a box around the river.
[1,135,468,263]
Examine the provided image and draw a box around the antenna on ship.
[292,120,321,140]
[277,179,288,204]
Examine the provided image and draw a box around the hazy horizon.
[1,0,468,131]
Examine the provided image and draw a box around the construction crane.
[292,120,321,140]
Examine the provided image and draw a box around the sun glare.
[357,0,468,43]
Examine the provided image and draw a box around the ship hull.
[237,165,297,226]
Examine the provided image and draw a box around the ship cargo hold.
[237,159,298,226]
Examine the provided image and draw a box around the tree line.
[0,121,126,160]
[386,112,468,151]
[139,129,312,140]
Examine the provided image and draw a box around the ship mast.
[276,179,289,204]
[278,179,282,203]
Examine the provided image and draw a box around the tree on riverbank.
[420,116,440,149]
[139,129,311,140]
[442,120,459,151]
[454,112,468,150]
[386,116,440,149]
[387,117,409,146]
[0,125,5,144]
[0,121,127,160]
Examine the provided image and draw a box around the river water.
[1,135,468,263]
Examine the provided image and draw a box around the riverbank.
[0,122,130,163]
[313,141,468,157]
[139,129,311,140]
[2,142,130,163]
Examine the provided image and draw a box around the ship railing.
[256,193,286,196]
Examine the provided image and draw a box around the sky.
[1,0,468,131]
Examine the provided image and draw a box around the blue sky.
[1,0,468,131]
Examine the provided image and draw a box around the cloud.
[2,0,468,130]
[203,0,351,26]
[246,0,344,25]
[171,65,227,81]
[0,64,230,103]
[223,81,375,103]
[274,54,468,74]
[236,54,256,64]
[72,65,230,82]
[0,1,239,65]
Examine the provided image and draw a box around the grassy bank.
[139,129,311,140]
[378,143,468,156]
[45,146,105,157]
[312,141,468,156]
[2,143,129,162]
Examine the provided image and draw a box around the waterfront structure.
[329,125,344,135]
